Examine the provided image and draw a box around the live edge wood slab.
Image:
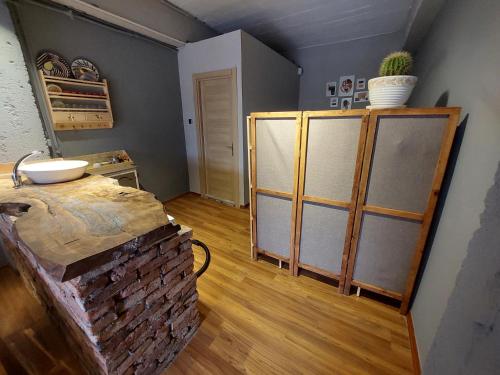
[0,175,200,374]
[0,175,180,281]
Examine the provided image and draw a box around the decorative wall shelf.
[38,70,114,131]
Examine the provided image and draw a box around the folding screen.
[249,108,460,314]
[344,108,460,314]
[249,112,302,267]
[293,111,368,282]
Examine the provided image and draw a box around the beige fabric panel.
[353,212,421,293]
[256,118,296,192]
[298,202,349,274]
[366,116,448,213]
[304,117,362,201]
[256,193,292,258]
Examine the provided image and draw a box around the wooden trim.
[289,115,303,275]
[247,117,254,259]
[256,247,289,262]
[47,95,107,102]
[103,79,114,128]
[343,113,378,294]
[292,112,309,276]
[298,262,339,280]
[400,110,461,314]
[162,191,194,204]
[350,280,403,301]
[43,74,106,86]
[193,68,239,206]
[39,70,56,128]
[362,205,424,222]
[192,68,235,81]
[193,77,206,198]
[302,196,350,208]
[255,188,293,199]
[302,109,369,118]
[250,111,302,118]
[250,116,258,260]
[230,68,240,207]
[0,163,13,175]
[339,114,370,293]
[406,312,422,375]
[368,107,461,117]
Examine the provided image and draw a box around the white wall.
[178,30,299,205]
[407,0,500,366]
[0,1,49,163]
[177,31,243,203]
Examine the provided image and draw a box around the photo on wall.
[354,91,369,102]
[356,78,366,90]
[341,97,352,110]
[326,81,337,97]
[338,75,355,96]
[329,97,338,108]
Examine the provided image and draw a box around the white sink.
[19,160,89,184]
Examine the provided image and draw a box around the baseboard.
[163,191,200,203]
[406,312,421,375]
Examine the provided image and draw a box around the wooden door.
[194,69,238,205]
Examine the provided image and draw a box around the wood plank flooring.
[0,193,414,374]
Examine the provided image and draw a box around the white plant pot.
[368,75,418,109]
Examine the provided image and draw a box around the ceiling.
[168,0,419,51]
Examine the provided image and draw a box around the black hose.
[192,239,211,278]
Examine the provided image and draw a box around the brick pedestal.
[2,226,200,375]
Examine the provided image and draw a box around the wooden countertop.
[0,175,180,281]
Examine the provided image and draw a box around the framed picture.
[329,97,338,108]
[341,97,352,110]
[326,81,337,97]
[354,91,369,102]
[338,75,355,96]
[356,78,366,90]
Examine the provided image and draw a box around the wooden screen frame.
[343,107,461,314]
[249,112,303,273]
[193,68,240,206]
[293,110,369,284]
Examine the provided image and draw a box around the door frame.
[193,68,239,206]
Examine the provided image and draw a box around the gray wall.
[241,31,299,203]
[424,161,500,374]
[407,0,500,368]
[287,32,404,110]
[15,2,189,201]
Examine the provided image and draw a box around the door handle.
[225,144,234,156]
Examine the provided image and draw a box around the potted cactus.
[368,51,417,108]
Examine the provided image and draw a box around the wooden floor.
[0,193,414,374]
